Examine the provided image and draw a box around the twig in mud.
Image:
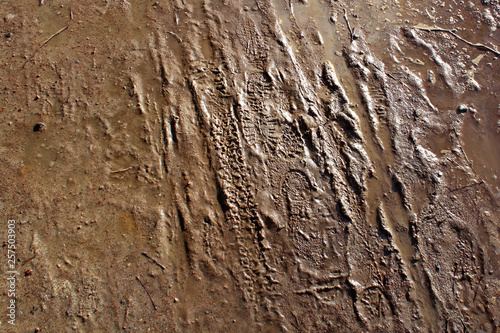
[384,71,398,81]
[472,275,483,303]
[21,254,37,266]
[458,145,485,183]
[168,31,183,43]
[343,8,353,42]
[448,181,484,193]
[110,166,132,174]
[414,24,500,57]
[136,276,158,310]
[452,127,486,185]
[141,252,166,270]
[22,9,73,69]
[290,311,301,331]
[371,63,398,81]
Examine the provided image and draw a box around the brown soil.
[1,0,499,332]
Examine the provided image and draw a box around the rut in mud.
[0,0,499,332]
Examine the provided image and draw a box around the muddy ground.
[0,0,499,332]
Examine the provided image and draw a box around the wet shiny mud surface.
[0,0,499,332]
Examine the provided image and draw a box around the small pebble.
[4,14,15,23]
[5,32,12,38]
[456,104,468,114]
[33,123,46,132]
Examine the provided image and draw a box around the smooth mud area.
[0,0,499,332]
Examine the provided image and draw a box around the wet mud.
[0,0,499,332]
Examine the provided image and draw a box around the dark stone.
[33,123,46,132]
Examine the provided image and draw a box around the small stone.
[428,70,436,84]
[33,122,46,132]
[457,104,468,114]
[4,14,15,23]
[5,32,12,38]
